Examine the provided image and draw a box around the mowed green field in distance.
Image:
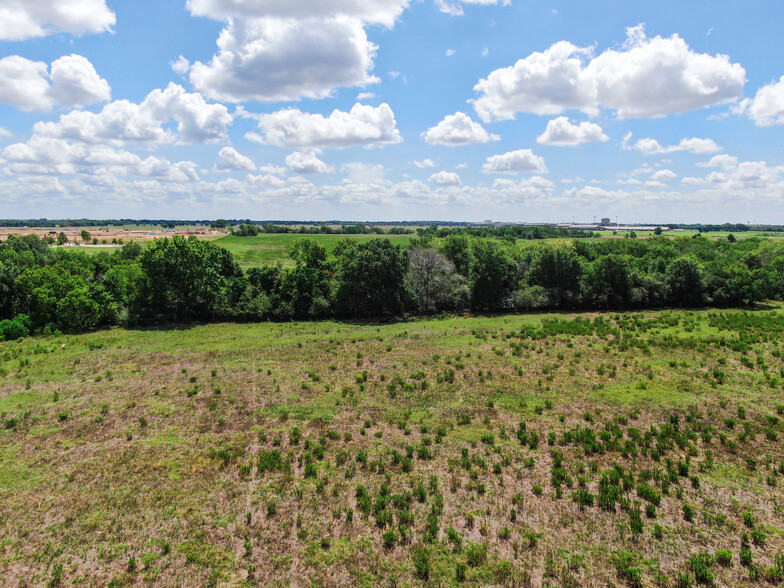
[2,306,784,585]
[213,233,413,267]
[34,227,782,267]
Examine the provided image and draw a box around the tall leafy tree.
[139,236,240,321]
[440,234,472,278]
[666,257,705,307]
[583,254,632,308]
[335,239,408,317]
[527,244,583,307]
[470,239,517,311]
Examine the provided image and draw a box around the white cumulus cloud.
[482,149,548,174]
[650,169,677,181]
[428,171,462,186]
[248,103,402,149]
[32,83,232,145]
[187,17,380,104]
[286,151,333,174]
[536,117,608,146]
[247,173,287,187]
[742,75,784,127]
[2,137,199,183]
[0,54,110,111]
[217,147,256,171]
[623,134,721,155]
[422,112,500,146]
[472,24,746,122]
[0,0,115,41]
[698,154,738,169]
[682,158,784,191]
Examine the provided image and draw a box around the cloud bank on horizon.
[0,0,783,222]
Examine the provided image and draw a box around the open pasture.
[214,233,412,267]
[1,307,784,586]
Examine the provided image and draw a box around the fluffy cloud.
[187,17,379,104]
[248,103,402,148]
[216,147,255,171]
[650,169,677,181]
[247,173,287,188]
[587,25,745,119]
[285,151,333,174]
[472,25,746,122]
[482,149,548,174]
[0,55,110,111]
[682,158,783,190]
[742,76,784,127]
[428,171,462,186]
[472,41,595,120]
[0,0,115,41]
[2,136,199,182]
[698,154,738,169]
[623,133,721,155]
[186,0,409,27]
[536,117,608,146]
[422,112,500,146]
[182,0,418,104]
[33,83,232,145]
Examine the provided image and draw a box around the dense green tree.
[139,236,240,321]
[0,260,20,320]
[527,244,583,306]
[290,238,328,269]
[583,254,633,308]
[15,265,86,327]
[233,224,260,237]
[470,239,517,311]
[98,262,145,325]
[0,314,31,340]
[666,257,705,306]
[440,234,472,278]
[335,239,408,317]
[57,287,100,331]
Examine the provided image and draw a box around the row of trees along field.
[1,233,784,337]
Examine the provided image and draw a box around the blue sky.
[1,0,783,223]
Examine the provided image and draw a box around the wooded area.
[1,233,783,338]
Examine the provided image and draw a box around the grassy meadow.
[210,231,777,269]
[2,306,784,586]
[51,228,780,268]
[214,233,412,268]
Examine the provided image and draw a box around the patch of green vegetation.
[2,306,784,585]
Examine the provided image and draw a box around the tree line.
[1,233,783,338]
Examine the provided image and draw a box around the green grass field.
[43,228,782,268]
[2,306,784,586]
[214,233,413,267]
